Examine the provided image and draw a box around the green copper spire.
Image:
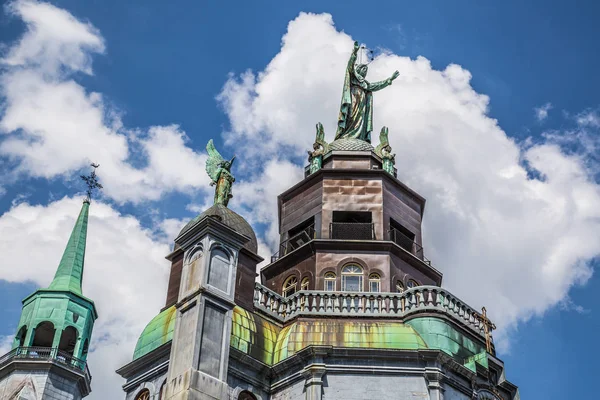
[9,165,101,361]
[47,200,89,295]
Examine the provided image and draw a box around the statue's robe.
[335,53,392,143]
[214,169,234,207]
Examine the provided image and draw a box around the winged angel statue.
[206,139,236,207]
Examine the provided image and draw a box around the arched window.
[239,391,258,400]
[58,326,78,356]
[369,273,381,292]
[32,321,55,348]
[188,246,203,264]
[208,248,230,292]
[407,279,419,289]
[282,276,298,297]
[341,264,363,292]
[81,339,89,357]
[301,277,310,291]
[15,326,27,347]
[135,389,150,400]
[324,272,336,291]
[395,281,404,292]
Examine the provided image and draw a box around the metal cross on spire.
[80,163,103,203]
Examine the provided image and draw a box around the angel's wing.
[206,139,225,182]
[315,122,325,144]
[375,126,390,156]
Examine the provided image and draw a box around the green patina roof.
[273,320,428,364]
[406,317,487,360]
[230,307,279,365]
[47,201,89,296]
[133,305,177,360]
[132,311,489,368]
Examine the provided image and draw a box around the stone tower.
[0,200,97,400]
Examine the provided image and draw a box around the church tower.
[0,175,100,399]
[118,43,519,400]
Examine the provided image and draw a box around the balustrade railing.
[0,347,90,378]
[253,283,487,338]
[388,227,432,265]
[330,222,375,240]
[270,224,434,267]
[271,224,316,262]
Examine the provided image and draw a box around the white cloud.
[218,12,600,344]
[534,102,553,122]
[3,0,105,76]
[576,108,600,128]
[0,196,170,399]
[0,335,12,355]
[0,0,210,203]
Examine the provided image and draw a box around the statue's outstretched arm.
[367,70,400,91]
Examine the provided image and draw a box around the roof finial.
[80,163,103,203]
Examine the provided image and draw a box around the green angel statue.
[375,126,396,176]
[308,122,328,174]
[336,41,399,143]
[206,139,236,207]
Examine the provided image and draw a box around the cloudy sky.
[0,0,599,398]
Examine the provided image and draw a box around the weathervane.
[80,163,103,203]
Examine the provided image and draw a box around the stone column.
[303,364,327,400]
[425,368,445,400]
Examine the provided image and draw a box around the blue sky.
[0,1,599,398]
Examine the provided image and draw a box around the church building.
[0,43,520,400]
[115,42,520,400]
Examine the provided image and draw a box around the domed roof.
[178,203,258,253]
[133,305,176,360]
[328,138,375,152]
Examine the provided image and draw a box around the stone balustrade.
[253,283,488,338]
